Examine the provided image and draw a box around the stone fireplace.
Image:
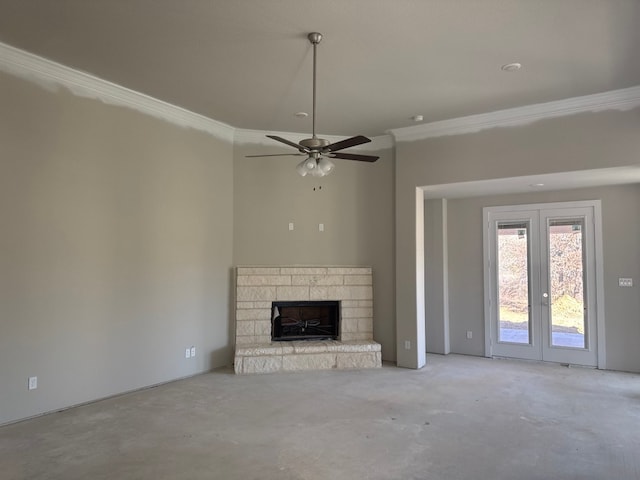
[234,266,382,374]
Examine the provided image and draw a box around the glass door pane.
[548,219,586,349]
[497,222,530,344]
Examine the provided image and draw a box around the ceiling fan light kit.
[247,32,378,177]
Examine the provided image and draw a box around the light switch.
[288,222,294,231]
[319,223,324,232]
[619,278,633,287]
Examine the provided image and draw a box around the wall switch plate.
[619,278,633,287]
[404,340,411,350]
[466,331,473,339]
[185,348,191,359]
[319,223,324,232]
[288,222,294,231]
[28,376,37,390]
[190,346,196,357]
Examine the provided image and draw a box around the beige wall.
[424,199,449,355]
[233,141,396,361]
[397,107,640,371]
[0,72,234,425]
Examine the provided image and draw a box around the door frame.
[482,200,606,369]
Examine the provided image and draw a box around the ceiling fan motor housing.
[300,137,330,149]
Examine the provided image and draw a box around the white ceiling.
[1,0,639,137]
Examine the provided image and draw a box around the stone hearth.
[234,266,382,374]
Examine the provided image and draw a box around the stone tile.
[340,300,359,308]
[341,318,359,333]
[310,286,372,300]
[357,318,373,333]
[255,320,272,336]
[280,343,295,354]
[336,352,381,369]
[280,267,328,275]
[237,275,291,286]
[237,344,282,356]
[276,286,309,300]
[291,341,329,354]
[342,332,373,341]
[328,267,371,275]
[291,275,344,286]
[235,335,257,346]
[235,320,255,336]
[357,300,373,308]
[344,275,373,285]
[341,307,373,318]
[237,267,281,275]
[236,301,255,310]
[340,340,381,352]
[340,333,356,342]
[255,335,272,344]
[236,308,271,321]
[241,355,283,374]
[237,286,277,302]
[282,353,337,371]
[236,301,272,309]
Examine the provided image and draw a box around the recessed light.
[529,183,545,187]
[501,62,522,72]
[295,112,309,118]
[411,115,424,122]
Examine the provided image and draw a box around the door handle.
[542,292,549,305]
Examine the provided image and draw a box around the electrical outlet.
[404,340,411,350]
[190,346,196,358]
[28,376,37,390]
[185,348,191,359]
[467,331,473,339]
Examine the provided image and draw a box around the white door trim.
[483,200,606,369]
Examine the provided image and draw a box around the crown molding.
[389,85,640,142]
[235,128,394,152]
[4,41,637,148]
[0,42,235,142]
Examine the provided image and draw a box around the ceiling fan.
[246,32,379,177]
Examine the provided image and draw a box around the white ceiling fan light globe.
[317,157,335,175]
[296,159,309,176]
[304,158,317,170]
[310,165,325,177]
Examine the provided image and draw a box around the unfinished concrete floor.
[1,354,639,479]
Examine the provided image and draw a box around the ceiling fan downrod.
[308,32,322,140]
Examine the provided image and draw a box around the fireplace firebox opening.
[271,301,340,341]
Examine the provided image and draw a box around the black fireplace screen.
[271,301,340,341]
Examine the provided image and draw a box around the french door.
[484,202,602,367]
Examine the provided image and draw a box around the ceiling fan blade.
[266,135,309,152]
[245,153,305,158]
[324,135,372,152]
[329,152,379,162]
